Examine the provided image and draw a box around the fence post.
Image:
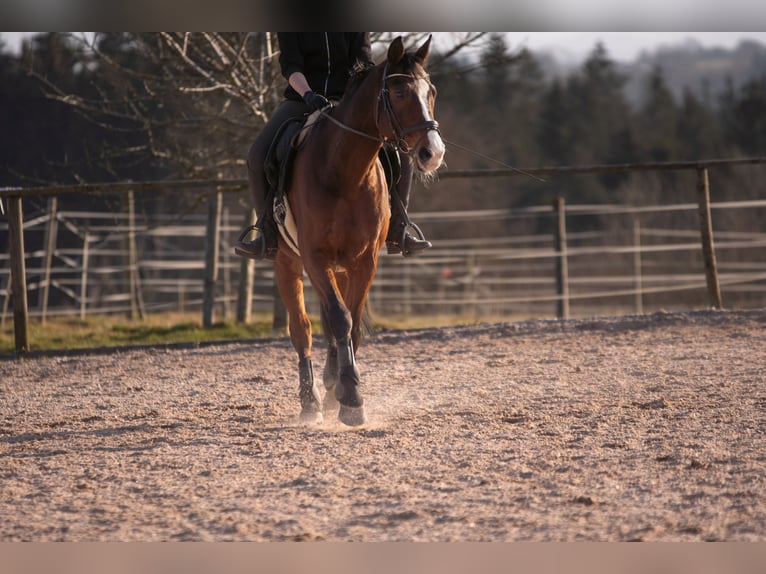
[203,191,222,328]
[696,168,723,309]
[464,252,478,320]
[236,208,256,324]
[126,190,146,320]
[80,232,90,320]
[40,196,58,324]
[8,195,30,355]
[554,196,570,319]
[1,274,10,326]
[222,206,232,320]
[404,260,412,316]
[633,216,643,314]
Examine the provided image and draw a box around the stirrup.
[386,222,432,257]
[236,224,258,244]
[234,225,277,261]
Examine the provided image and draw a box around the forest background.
[2,31,766,259]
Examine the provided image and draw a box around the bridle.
[319,62,440,156]
[377,63,440,153]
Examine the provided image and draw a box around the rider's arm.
[277,32,309,95]
[288,72,313,99]
[349,33,374,68]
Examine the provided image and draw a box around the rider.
[235,32,432,260]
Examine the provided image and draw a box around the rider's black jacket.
[278,33,374,101]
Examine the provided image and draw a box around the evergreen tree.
[537,79,572,165]
[474,33,514,170]
[729,75,766,155]
[636,65,680,162]
[677,86,724,159]
[503,48,545,166]
[479,33,513,114]
[575,43,632,165]
[3,33,83,186]
[543,43,634,207]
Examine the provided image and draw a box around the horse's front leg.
[335,334,364,425]
[304,260,366,426]
[274,253,322,423]
[335,254,380,426]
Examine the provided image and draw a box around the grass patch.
[0,313,299,355]
[0,311,522,356]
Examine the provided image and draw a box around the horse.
[273,35,445,426]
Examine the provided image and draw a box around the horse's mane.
[344,61,376,99]
[343,52,420,99]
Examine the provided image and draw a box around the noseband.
[319,62,440,156]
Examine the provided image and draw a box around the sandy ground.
[1,308,765,541]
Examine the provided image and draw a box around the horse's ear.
[388,36,405,65]
[415,34,432,65]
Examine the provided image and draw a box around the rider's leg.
[386,149,432,257]
[236,99,308,261]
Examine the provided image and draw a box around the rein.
[320,112,384,144]
[318,63,439,156]
[443,139,547,183]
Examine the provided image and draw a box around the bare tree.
[30,32,280,180]
[32,32,489,182]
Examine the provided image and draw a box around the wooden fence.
[2,157,766,355]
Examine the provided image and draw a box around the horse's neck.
[321,73,383,183]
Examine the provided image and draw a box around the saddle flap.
[265,110,327,199]
[293,110,323,148]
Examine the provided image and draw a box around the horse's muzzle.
[417,130,445,173]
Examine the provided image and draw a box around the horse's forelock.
[401,52,417,71]
[399,52,430,83]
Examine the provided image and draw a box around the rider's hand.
[302,91,331,112]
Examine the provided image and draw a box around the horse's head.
[380,35,445,174]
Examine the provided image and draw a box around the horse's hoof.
[339,404,367,427]
[299,408,323,424]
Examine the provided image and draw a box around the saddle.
[265,113,314,200]
[262,112,321,255]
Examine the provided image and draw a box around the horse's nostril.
[419,147,433,162]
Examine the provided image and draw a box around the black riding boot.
[234,191,279,261]
[386,153,432,257]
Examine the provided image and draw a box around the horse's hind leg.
[320,306,340,413]
[275,253,322,423]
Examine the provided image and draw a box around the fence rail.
[2,157,766,355]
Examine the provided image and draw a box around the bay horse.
[274,35,445,426]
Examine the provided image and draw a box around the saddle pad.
[277,197,301,257]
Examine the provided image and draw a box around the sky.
[505,32,766,63]
[4,32,766,64]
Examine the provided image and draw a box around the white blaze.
[415,75,445,173]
